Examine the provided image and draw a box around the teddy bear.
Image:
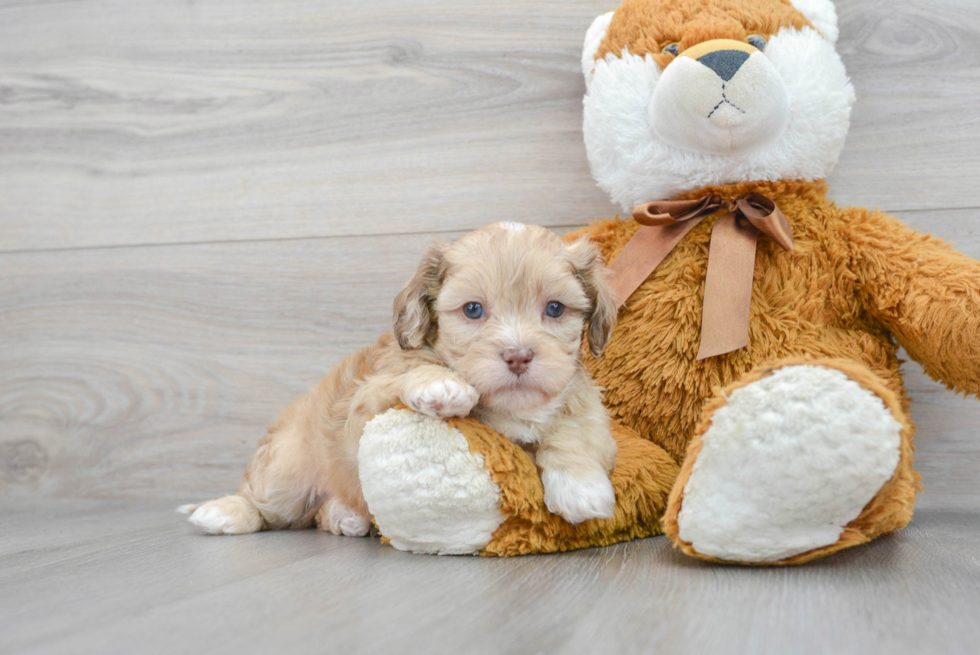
[354,0,980,564]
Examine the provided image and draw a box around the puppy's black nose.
[698,49,750,82]
[502,348,533,376]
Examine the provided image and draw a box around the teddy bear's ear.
[788,0,840,44]
[582,11,615,89]
[393,242,447,350]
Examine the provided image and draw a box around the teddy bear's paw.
[358,408,504,555]
[676,364,902,563]
[315,498,371,537]
[404,377,479,419]
[542,469,616,525]
[181,494,263,535]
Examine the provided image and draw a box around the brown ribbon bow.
[607,192,794,360]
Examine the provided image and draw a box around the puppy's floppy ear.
[393,242,447,350]
[565,237,618,358]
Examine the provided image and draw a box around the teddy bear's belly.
[584,232,906,464]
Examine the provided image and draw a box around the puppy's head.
[394,222,617,412]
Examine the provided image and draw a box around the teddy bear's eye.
[747,34,767,50]
[661,42,680,56]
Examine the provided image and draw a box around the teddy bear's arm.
[846,207,980,397]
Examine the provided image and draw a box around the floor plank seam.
[5,204,979,256]
[0,224,597,256]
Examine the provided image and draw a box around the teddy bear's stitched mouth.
[707,83,747,119]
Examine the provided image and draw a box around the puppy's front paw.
[405,377,479,418]
[541,469,616,525]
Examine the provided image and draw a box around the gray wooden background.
[2,0,979,506]
[3,2,980,654]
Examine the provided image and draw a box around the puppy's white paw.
[317,498,371,537]
[541,469,616,525]
[405,377,479,418]
[185,495,263,535]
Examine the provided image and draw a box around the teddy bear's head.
[582,0,855,209]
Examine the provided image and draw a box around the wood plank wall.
[2,0,979,501]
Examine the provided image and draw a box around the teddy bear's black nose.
[698,49,751,82]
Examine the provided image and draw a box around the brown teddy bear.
[352,0,980,565]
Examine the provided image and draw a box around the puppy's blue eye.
[747,34,767,51]
[463,302,484,319]
[545,301,565,318]
[661,42,680,56]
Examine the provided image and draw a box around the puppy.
[181,222,619,536]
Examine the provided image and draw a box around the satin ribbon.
[607,192,794,360]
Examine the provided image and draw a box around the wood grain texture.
[1,0,980,501]
[0,498,979,655]
[0,2,980,552]
[0,0,617,252]
[0,230,466,497]
[1,0,979,252]
[3,212,980,501]
[829,0,980,210]
[1,1,980,651]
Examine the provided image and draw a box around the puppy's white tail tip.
[175,503,199,515]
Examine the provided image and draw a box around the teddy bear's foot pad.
[676,364,902,563]
[358,408,505,555]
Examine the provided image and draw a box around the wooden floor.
[2,496,980,655]
[2,0,980,653]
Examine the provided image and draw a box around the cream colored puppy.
[180,222,619,535]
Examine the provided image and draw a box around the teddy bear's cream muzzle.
[651,38,790,155]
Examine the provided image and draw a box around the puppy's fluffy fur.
[181,222,619,535]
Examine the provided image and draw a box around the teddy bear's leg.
[357,408,505,555]
[358,408,679,556]
[663,358,918,565]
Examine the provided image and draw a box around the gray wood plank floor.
[2,0,980,653]
[2,497,980,655]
